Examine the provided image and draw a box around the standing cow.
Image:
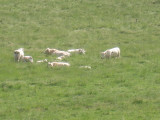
[14,48,24,62]
[101,47,120,59]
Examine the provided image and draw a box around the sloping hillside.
[0,0,160,119]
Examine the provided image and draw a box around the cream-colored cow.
[53,50,70,57]
[14,48,24,62]
[56,56,66,61]
[48,62,70,67]
[44,48,70,57]
[44,48,57,55]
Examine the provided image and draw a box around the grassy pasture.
[0,0,160,119]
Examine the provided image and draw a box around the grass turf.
[0,0,160,119]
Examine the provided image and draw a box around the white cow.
[101,47,120,59]
[37,59,48,63]
[48,62,70,67]
[67,49,86,54]
[23,56,33,63]
[14,48,24,62]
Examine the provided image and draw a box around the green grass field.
[0,0,160,119]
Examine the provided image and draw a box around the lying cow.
[14,48,24,62]
[54,50,70,57]
[67,49,86,54]
[44,48,57,55]
[56,56,66,61]
[48,62,70,67]
[79,66,91,69]
[23,56,33,63]
[44,48,70,57]
[37,59,48,63]
[101,47,120,59]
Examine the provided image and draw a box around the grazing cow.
[79,66,91,69]
[14,48,24,62]
[23,56,33,63]
[48,62,70,67]
[67,49,86,54]
[101,47,120,59]
[37,59,48,63]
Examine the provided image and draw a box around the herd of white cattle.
[14,47,120,69]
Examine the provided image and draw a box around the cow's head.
[51,49,57,53]
[79,49,85,54]
[29,57,33,63]
[19,48,24,52]
[44,59,48,62]
[14,50,20,55]
[44,48,50,54]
